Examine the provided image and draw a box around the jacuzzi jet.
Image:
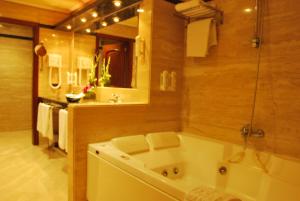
[173,167,179,175]
[218,166,227,175]
[162,170,168,177]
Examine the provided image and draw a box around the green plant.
[88,51,101,86]
[99,57,111,87]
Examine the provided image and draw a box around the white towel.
[187,18,217,57]
[175,0,201,12]
[58,109,68,152]
[185,187,241,201]
[37,103,54,143]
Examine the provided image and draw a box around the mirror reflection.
[74,15,138,89]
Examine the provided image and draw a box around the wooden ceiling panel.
[3,0,93,13]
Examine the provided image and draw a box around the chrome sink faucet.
[108,93,122,103]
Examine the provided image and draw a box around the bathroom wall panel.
[0,38,33,131]
[182,0,300,159]
[252,0,300,158]
[68,0,185,201]
[182,0,258,146]
[0,1,67,25]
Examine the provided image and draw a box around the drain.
[218,166,227,175]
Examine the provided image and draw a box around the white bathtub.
[87,132,300,201]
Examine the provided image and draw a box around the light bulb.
[244,8,253,13]
[81,18,87,23]
[86,28,91,33]
[113,16,120,23]
[113,0,122,7]
[137,8,144,13]
[101,21,108,27]
[66,25,72,30]
[92,12,98,18]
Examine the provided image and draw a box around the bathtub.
[87,132,300,201]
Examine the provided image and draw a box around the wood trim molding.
[32,25,39,145]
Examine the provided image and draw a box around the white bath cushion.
[111,135,149,154]
[147,132,180,149]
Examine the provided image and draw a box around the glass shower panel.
[251,0,300,158]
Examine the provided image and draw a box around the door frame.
[0,17,40,145]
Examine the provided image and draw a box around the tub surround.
[182,0,300,159]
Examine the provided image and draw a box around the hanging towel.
[185,186,241,201]
[37,103,54,143]
[58,109,68,152]
[187,18,217,57]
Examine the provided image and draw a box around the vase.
[84,91,96,99]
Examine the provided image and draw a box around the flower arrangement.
[99,57,111,87]
[82,51,101,99]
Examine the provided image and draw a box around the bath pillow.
[111,135,149,154]
[147,132,180,149]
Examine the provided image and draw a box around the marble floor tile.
[0,130,68,201]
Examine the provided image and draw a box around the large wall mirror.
[69,1,141,89]
[38,0,149,103]
[73,15,138,89]
[95,16,138,88]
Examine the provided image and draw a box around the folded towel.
[187,18,217,57]
[58,109,68,152]
[37,103,54,143]
[175,0,201,12]
[175,0,216,17]
[185,187,241,201]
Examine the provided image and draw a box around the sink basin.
[65,93,84,103]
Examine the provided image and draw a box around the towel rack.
[175,0,224,25]
[38,97,68,109]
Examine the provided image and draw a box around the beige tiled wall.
[0,25,33,131]
[182,0,300,159]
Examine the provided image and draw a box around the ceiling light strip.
[72,1,142,32]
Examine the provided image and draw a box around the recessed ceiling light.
[66,25,72,30]
[86,28,91,33]
[101,21,108,27]
[113,16,120,23]
[92,12,98,18]
[81,18,87,23]
[244,8,253,13]
[51,34,56,37]
[113,0,122,7]
[137,8,144,13]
